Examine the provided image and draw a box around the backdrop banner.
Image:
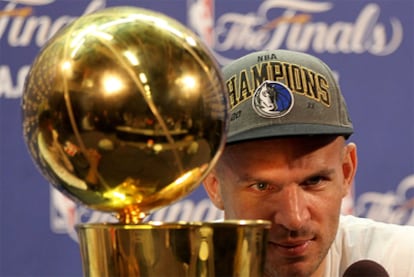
[1,0,413,276]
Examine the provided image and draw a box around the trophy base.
[77,220,270,277]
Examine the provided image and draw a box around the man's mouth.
[269,239,313,257]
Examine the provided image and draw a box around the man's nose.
[272,184,310,231]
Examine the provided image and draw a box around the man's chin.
[264,264,311,277]
[264,251,316,277]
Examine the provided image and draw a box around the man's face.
[204,136,357,277]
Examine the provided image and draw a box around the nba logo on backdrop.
[187,0,215,47]
[49,188,78,240]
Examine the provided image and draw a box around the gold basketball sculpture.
[21,7,270,276]
[22,6,228,224]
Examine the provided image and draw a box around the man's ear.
[203,171,224,210]
[342,142,358,196]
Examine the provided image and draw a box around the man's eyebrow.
[305,168,336,179]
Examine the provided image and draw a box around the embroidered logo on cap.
[252,81,294,118]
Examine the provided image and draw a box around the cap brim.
[227,123,354,144]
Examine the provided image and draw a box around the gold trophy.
[21,6,270,276]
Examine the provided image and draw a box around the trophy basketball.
[21,7,270,276]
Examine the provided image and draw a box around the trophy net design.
[21,6,270,276]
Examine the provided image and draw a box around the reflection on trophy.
[22,6,270,276]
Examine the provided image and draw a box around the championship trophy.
[21,6,270,276]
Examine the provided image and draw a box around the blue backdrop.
[1,0,413,276]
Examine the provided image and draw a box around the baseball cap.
[223,49,353,144]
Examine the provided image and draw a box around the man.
[203,50,414,277]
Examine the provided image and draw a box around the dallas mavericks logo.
[252,81,294,118]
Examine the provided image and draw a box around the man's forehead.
[218,136,345,170]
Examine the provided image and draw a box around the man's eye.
[304,176,324,186]
[251,182,270,191]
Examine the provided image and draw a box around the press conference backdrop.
[0,0,413,276]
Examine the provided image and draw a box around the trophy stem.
[117,206,148,224]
